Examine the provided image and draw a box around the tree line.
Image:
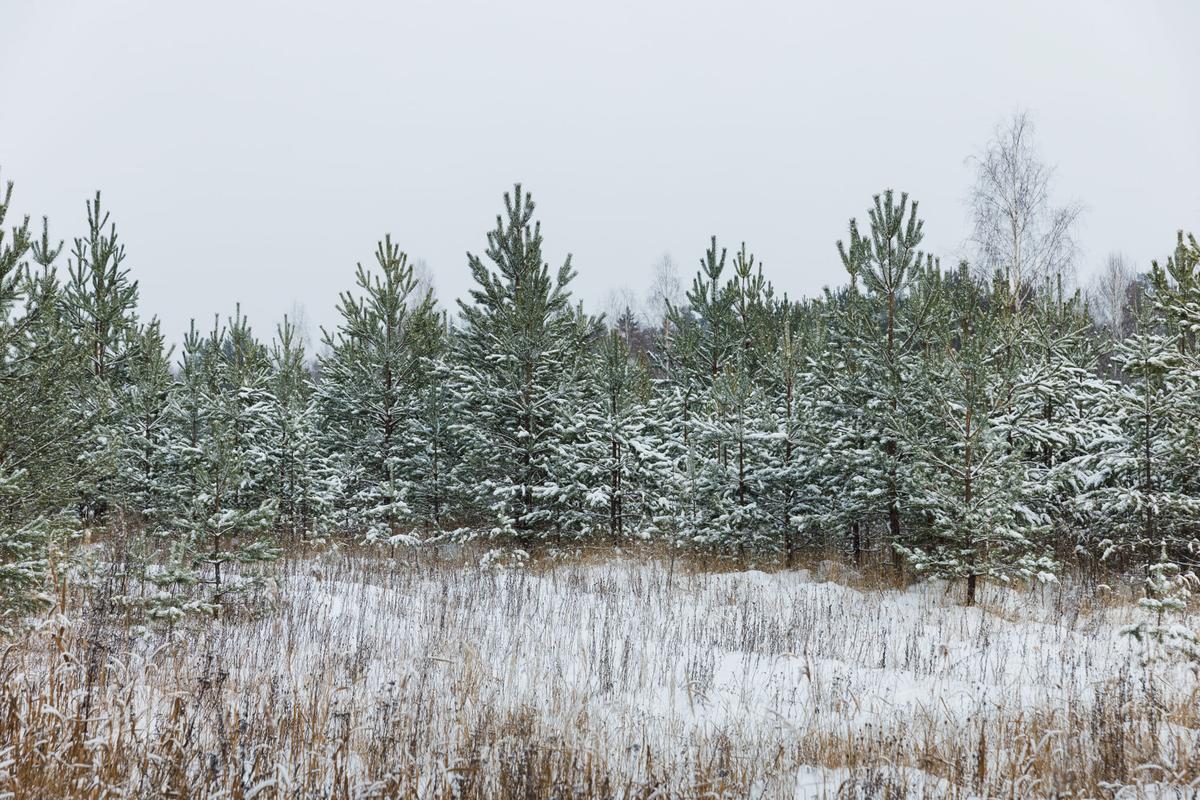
[0,118,1197,636]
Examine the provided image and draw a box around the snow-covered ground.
[4,549,1198,798]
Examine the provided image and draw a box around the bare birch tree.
[1087,252,1137,337]
[645,252,683,327]
[968,111,1082,303]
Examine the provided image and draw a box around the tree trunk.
[610,434,620,544]
[964,404,976,607]
[886,288,902,576]
[888,489,902,575]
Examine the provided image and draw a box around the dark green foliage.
[62,192,140,523]
[452,185,601,539]
[0,167,1198,634]
[0,175,76,627]
[317,236,441,541]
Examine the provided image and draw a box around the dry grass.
[0,541,1197,799]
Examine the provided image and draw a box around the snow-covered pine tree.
[1054,232,1200,662]
[316,235,440,542]
[999,278,1108,556]
[1151,231,1200,356]
[655,239,720,548]
[570,328,668,540]
[262,316,323,540]
[162,313,278,612]
[0,176,78,627]
[1080,289,1200,578]
[898,264,1055,604]
[139,322,211,622]
[652,237,734,551]
[165,322,207,518]
[652,276,707,547]
[796,286,885,565]
[221,310,277,518]
[542,303,607,536]
[1124,545,1200,671]
[1091,277,1200,667]
[710,245,782,553]
[113,319,176,527]
[836,191,941,569]
[92,318,189,622]
[764,309,822,565]
[61,192,140,525]
[398,312,466,534]
[453,185,601,541]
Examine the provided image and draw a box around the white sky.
[2,1,1198,345]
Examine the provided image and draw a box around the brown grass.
[0,540,1196,798]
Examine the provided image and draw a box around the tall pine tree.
[317,236,440,542]
[453,185,600,540]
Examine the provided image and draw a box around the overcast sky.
[3,1,1198,345]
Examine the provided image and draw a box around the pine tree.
[316,236,440,542]
[571,329,668,540]
[836,191,940,569]
[706,244,780,552]
[262,317,323,539]
[113,319,176,526]
[1124,547,1200,671]
[541,304,606,536]
[653,279,706,547]
[454,185,601,540]
[1150,231,1200,356]
[1001,279,1107,554]
[798,287,885,564]
[163,313,278,609]
[398,314,465,533]
[898,265,1055,604]
[656,239,777,553]
[766,310,821,565]
[1070,234,1200,583]
[1081,302,1200,574]
[61,192,140,524]
[0,174,77,627]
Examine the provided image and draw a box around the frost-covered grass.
[1,544,1198,798]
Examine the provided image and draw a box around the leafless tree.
[645,252,683,327]
[968,111,1082,303]
[287,301,315,355]
[602,285,640,329]
[1087,252,1137,337]
[411,258,437,308]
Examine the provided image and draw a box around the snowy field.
[2,547,1198,798]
